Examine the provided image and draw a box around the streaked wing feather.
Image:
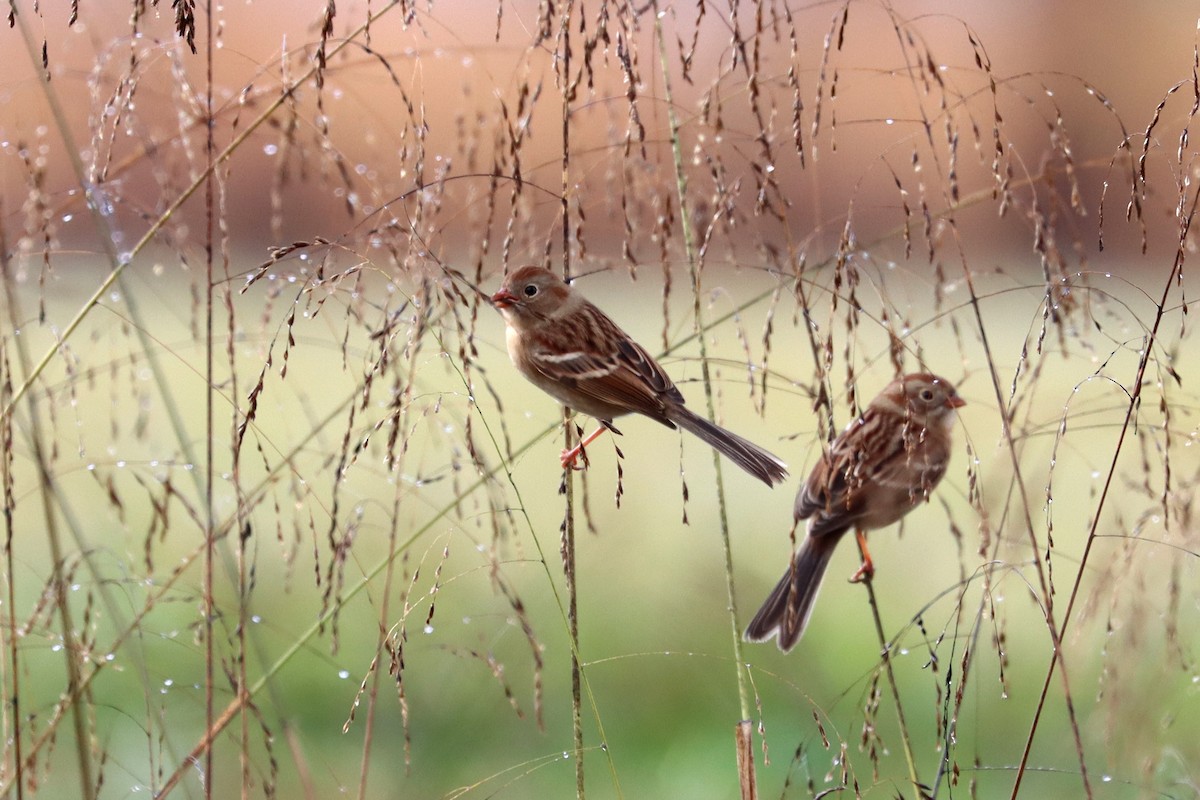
[525,309,681,420]
[796,410,894,535]
[868,448,946,490]
[616,338,683,401]
[798,407,947,537]
[531,348,620,381]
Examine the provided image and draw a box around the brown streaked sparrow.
[491,265,788,487]
[744,372,965,651]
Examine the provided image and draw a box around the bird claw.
[849,529,874,583]
[560,446,589,471]
[847,559,875,583]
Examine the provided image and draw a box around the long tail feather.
[669,406,788,487]
[744,532,841,651]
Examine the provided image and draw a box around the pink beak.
[947,395,966,409]
[491,288,518,309]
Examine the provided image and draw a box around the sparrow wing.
[796,408,948,536]
[794,449,870,537]
[796,410,890,536]
[524,305,684,421]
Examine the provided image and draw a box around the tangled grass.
[1,1,1197,798]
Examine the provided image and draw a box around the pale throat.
[505,322,524,359]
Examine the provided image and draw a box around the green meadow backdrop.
[1,1,1197,798]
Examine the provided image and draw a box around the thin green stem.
[1,387,358,799]
[1,255,200,798]
[854,537,921,795]
[203,1,219,795]
[458,383,624,797]
[652,8,753,726]
[1009,167,1197,800]
[557,1,586,796]
[3,212,27,800]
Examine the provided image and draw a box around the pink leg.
[848,529,875,583]
[560,426,609,470]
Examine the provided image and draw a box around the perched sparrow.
[744,373,965,651]
[491,265,788,487]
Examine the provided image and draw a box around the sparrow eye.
[523,284,538,297]
[919,388,935,402]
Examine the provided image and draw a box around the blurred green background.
[2,1,1198,798]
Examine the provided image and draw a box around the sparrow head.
[491,266,573,321]
[898,372,965,421]
[874,372,965,426]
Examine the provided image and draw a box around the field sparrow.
[744,373,964,651]
[491,265,788,487]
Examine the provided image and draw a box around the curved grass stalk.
[651,9,758,797]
